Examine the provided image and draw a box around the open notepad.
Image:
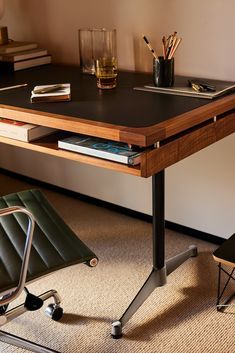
[134,76,235,99]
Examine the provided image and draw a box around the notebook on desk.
[134,76,235,99]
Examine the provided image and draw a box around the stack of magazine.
[58,135,142,165]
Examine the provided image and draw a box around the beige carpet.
[0,172,234,353]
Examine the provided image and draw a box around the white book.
[0,48,48,62]
[31,83,71,103]
[0,118,57,142]
[0,41,38,54]
[58,135,141,165]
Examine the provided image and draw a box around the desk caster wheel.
[45,303,63,321]
[111,321,123,339]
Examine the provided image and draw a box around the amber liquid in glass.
[95,58,117,89]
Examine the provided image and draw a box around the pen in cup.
[162,32,182,59]
[142,35,159,62]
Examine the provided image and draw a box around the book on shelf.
[31,83,71,103]
[0,55,52,72]
[0,118,58,142]
[58,135,142,166]
[134,76,235,99]
[0,48,48,62]
[0,41,38,54]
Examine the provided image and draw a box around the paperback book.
[31,83,71,103]
[0,55,51,72]
[0,41,38,54]
[58,135,142,165]
[0,118,57,142]
[0,48,48,62]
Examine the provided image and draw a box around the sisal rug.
[0,173,234,353]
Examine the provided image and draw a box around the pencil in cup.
[162,35,182,59]
[142,35,159,61]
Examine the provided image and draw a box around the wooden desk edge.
[144,113,235,177]
[1,92,235,148]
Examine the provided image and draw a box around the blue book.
[58,135,141,165]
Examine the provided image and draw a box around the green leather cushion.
[0,189,97,293]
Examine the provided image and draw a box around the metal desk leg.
[111,170,197,338]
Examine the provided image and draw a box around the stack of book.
[0,117,57,142]
[31,83,71,103]
[0,41,52,72]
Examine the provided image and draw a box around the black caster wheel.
[0,303,9,315]
[45,303,63,321]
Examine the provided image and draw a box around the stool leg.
[216,263,235,311]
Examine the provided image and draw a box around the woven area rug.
[0,172,234,353]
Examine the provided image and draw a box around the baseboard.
[164,221,224,245]
[0,167,224,245]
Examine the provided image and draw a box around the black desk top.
[0,64,212,128]
[0,64,234,146]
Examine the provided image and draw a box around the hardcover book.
[0,48,48,62]
[31,83,71,103]
[58,135,142,165]
[0,41,38,54]
[0,118,57,142]
[0,55,51,72]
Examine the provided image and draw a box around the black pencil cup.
[153,57,174,87]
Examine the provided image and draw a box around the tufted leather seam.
[0,198,30,277]
[1,194,49,274]
[26,190,70,262]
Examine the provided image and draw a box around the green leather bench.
[0,189,98,353]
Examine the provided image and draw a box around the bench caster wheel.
[45,303,63,321]
[111,321,123,339]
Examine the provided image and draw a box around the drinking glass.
[93,29,117,89]
[78,29,95,74]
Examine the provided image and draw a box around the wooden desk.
[0,64,234,337]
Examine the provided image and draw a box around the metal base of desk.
[111,171,198,338]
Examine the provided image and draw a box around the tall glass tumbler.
[93,29,117,89]
[79,29,95,74]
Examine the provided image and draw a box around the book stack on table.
[0,41,51,72]
[30,83,71,103]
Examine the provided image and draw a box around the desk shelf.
[0,111,234,178]
[0,133,143,177]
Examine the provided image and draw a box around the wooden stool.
[213,233,235,311]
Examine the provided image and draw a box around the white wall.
[0,0,234,238]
